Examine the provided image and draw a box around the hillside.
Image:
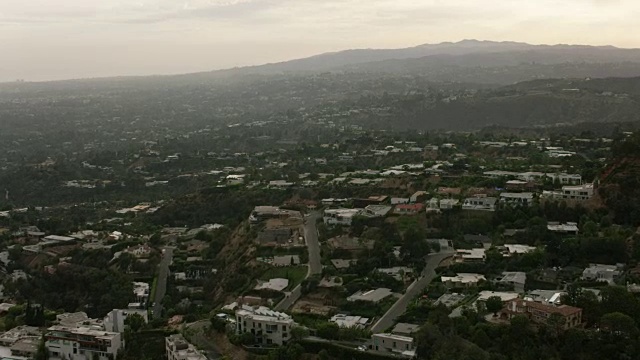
[598,134,640,226]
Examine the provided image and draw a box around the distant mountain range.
[220,39,640,73]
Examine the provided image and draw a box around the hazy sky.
[1,0,639,81]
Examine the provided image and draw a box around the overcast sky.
[1,0,639,81]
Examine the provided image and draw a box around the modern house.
[45,325,123,360]
[582,264,622,285]
[371,333,415,357]
[497,272,527,293]
[499,192,534,207]
[347,288,393,303]
[543,184,594,201]
[439,199,460,210]
[235,306,297,345]
[441,273,486,288]
[547,222,579,235]
[323,208,363,226]
[462,197,497,212]
[363,205,393,218]
[329,314,369,329]
[454,248,486,263]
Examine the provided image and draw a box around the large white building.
[462,197,497,212]
[235,306,297,345]
[166,334,207,360]
[45,325,123,360]
[543,184,594,201]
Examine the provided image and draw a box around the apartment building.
[45,325,123,360]
[166,334,207,360]
[235,306,297,345]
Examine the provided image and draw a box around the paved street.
[152,246,174,319]
[304,211,323,276]
[370,250,453,333]
[274,211,322,311]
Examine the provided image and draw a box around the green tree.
[600,312,639,337]
[125,313,147,333]
[485,296,503,316]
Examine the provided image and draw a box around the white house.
[582,264,621,285]
[323,208,363,226]
[543,184,594,201]
[441,273,486,287]
[235,306,297,345]
[45,325,123,360]
[500,192,534,207]
[371,333,415,357]
[462,197,497,211]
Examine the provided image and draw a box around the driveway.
[370,250,453,333]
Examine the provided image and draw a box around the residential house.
[410,191,428,203]
[547,222,579,235]
[363,205,393,218]
[329,314,369,329]
[347,288,393,303]
[543,184,594,201]
[500,192,534,207]
[166,334,207,360]
[426,198,440,212]
[254,278,289,292]
[376,267,413,281]
[525,290,565,306]
[133,282,150,303]
[501,244,537,256]
[371,333,415,357]
[502,299,582,329]
[391,198,410,205]
[439,199,460,210]
[249,206,282,223]
[392,323,420,337]
[582,264,622,285]
[497,272,527,293]
[330,259,356,270]
[323,208,363,226]
[441,273,486,288]
[45,325,123,360]
[454,248,486,263]
[393,204,425,215]
[235,306,297,345]
[257,228,293,245]
[462,197,497,212]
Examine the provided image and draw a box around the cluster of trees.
[8,264,133,318]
